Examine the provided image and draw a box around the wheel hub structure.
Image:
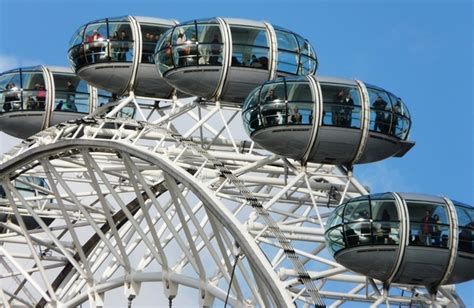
[0,98,463,307]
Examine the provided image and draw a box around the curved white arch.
[0,138,293,307]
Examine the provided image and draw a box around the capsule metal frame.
[68,16,178,98]
[242,75,414,165]
[154,17,318,103]
[324,192,473,288]
[0,65,111,139]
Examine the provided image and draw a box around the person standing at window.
[420,210,433,246]
[373,96,388,133]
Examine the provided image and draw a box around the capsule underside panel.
[357,133,406,163]
[0,112,44,139]
[393,247,450,285]
[135,64,173,98]
[77,64,132,95]
[448,253,474,284]
[164,68,220,98]
[220,68,270,103]
[335,246,398,281]
[251,127,311,159]
[307,127,361,164]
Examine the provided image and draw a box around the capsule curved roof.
[316,76,359,86]
[87,16,129,24]
[48,66,74,74]
[1,66,73,75]
[270,75,359,86]
[134,16,178,25]
[396,192,446,203]
[223,18,267,28]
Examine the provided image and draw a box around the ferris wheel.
[0,16,471,308]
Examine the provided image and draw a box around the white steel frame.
[0,95,464,307]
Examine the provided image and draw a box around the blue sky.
[0,0,472,305]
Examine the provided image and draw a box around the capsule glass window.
[69,25,85,48]
[387,93,410,140]
[83,22,109,65]
[320,83,362,129]
[259,82,286,127]
[0,72,22,113]
[242,88,260,134]
[406,200,449,248]
[53,74,89,113]
[22,71,47,112]
[326,205,345,229]
[275,30,299,74]
[326,225,345,254]
[140,24,170,64]
[343,199,372,246]
[367,87,394,134]
[286,81,313,125]
[172,25,199,67]
[296,35,317,74]
[196,23,222,66]
[230,26,269,69]
[454,203,473,253]
[371,194,400,245]
[155,30,174,74]
[108,21,133,62]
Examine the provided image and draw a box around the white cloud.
[0,53,43,72]
[356,161,413,194]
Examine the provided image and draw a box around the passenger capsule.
[0,176,54,232]
[0,66,112,139]
[324,193,474,288]
[242,76,415,165]
[154,18,318,104]
[68,16,177,98]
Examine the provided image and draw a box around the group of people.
[372,96,403,135]
[419,210,443,246]
[330,89,354,127]
[2,82,47,112]
[84,29,130,63]
[142,32,161,63]
[174,31,223,66]
[250,89,308,127]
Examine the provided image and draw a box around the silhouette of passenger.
[420,210,433,246]
[209,34,221,65]
[432,214,441,246]
[4,83,20,111]
[250,55,262,68]
[176,31,187,66]
[381,209,391,243]
[290,107,302,124]
[390,100,402,136]
[333,90,353,127]
[262,89,279,125]
[118,31,130,61]
[35,84,46,110]
[373,96,388,133]
[87,29,104,62]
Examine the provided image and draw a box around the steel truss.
[0,95,463,307]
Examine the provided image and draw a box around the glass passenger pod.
[324,193,474,286]
[155,18,317,104]
[359,83,413,163]
[0,66,111,139]
[0,176,54,232]
[68,16,177,98]
[242,76,414,165]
